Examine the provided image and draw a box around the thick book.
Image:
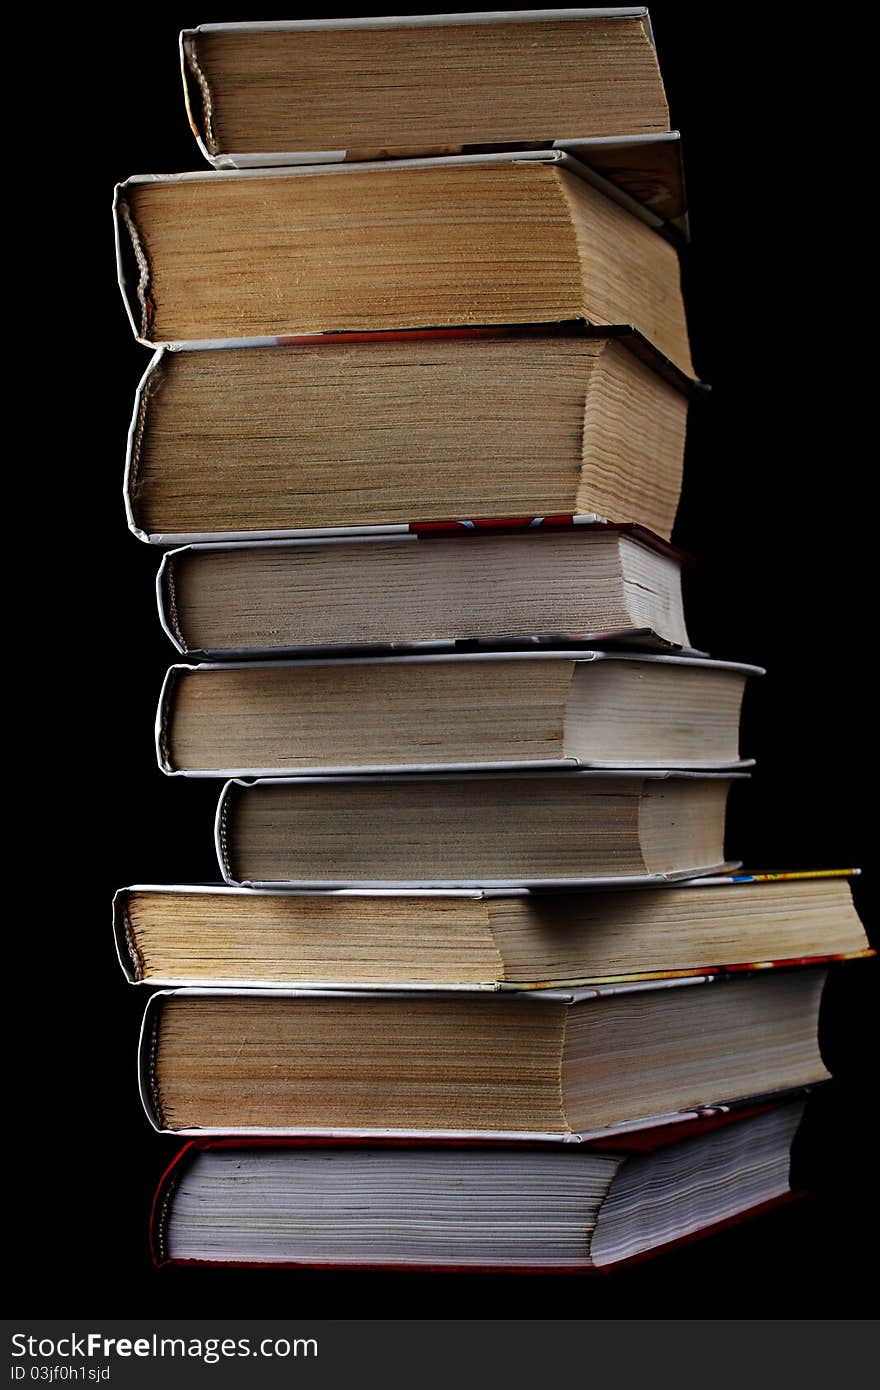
[114,152,694,374]
[156,652,759,778]
[180,11,671,170]
[157,524,693,652]
[151,1100,806,1271]
[214,769,744,889]
[138,965,831,1137]
[127,330,690,542]
[113,872,871,992]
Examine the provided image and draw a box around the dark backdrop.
[13,4,876,1314]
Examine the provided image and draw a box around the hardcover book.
[156,652,760,778]
[114,152,694,373]
[113,872,870,992]
[127,330,691,542]
[138,966,831,1138]
[151,1100,807,1271]
[180,10,672,169]
[214,769,744,889]
[155,524,693,653]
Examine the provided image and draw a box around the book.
[157,525,693,652]
[215,769,743,888]
[127,331,690,542]
[113,872,871,992]
[157,653,759,778]
[138,966,830,1136]
[180,10,671,170]
[151,1100,807,1271]
[114,154,693,374]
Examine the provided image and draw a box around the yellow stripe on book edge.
[500,947,875,991]
[731,868,859,882]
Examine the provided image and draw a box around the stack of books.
[113,10,871,1273]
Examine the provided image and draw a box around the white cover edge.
[167,652,764,674]
[210,130,681,171]
[229,870,740,890]
[184,11,650,37]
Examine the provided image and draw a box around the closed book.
[156,524,693,653]
[151,1100,807,1271]
[156,652,759,778]
[181,11,671,170]
[113,871,871,992]
[214,769,743,889]
[138,966,831,1138]
[128,330,691,542]
[114,153,693,375]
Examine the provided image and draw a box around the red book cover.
[150,1095,811,1274]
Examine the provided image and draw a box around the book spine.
[214,782,239,883]
[123,349,165,543]
[137,995,169,1132]
[155,551,188,653]
[179,29,216,164]
[149,1142,196,1267]
[111,889,142,984]
[113,185,154,346]
[154,666,193,775]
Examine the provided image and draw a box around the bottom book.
[152,1100,805,1271]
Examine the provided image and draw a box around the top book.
[181,10,672,167]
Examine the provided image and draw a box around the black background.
[13,4,877,1314]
